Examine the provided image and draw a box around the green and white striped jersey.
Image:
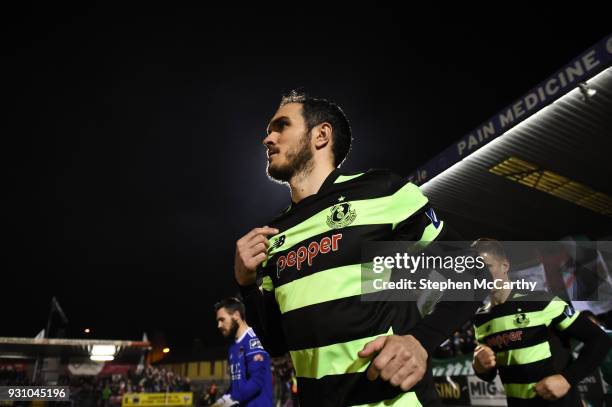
[242,168,481,406]
[473,290,610,406]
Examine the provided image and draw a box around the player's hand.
[234,226,279,286]
[535,374,570,400]
[358,334,428,391]
[473,344,496,373]
[212,394,239,407]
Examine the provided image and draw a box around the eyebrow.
[266,116,290,135]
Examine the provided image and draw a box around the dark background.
[2,5,609,358]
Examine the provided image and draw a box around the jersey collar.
[235,327,253,343]
[318,168,342,193]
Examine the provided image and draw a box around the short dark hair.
[471,238,507,260]
[280,90,352,167]
[214,297,245,320]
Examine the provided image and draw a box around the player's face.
[263,103,313,182]
[216,308,239,338]
[480,252,509,285]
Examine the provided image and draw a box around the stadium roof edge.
[0,337,151,360]
[408,33,612,186]
[0,337,150,348]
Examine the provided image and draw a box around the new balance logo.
[271,235,286,250]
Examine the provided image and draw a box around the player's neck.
[492,282,512,306]
[289,161,335,203]
[234,323,250,342]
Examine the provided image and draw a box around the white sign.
[468,375,507,406]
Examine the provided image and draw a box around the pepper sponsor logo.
[486,330,523,349]
[276,233,342,277]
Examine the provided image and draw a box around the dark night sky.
[2,5,610,356]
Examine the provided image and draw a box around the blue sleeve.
[225,350,233,395]
[230,350,270,403]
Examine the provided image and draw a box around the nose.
[263,131,278,147]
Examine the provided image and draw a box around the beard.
[267,131,314,182]
[222,319,240,339]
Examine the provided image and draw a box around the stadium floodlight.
[578,82,597,100]
[90,344,117,362]
[90,355,114,362]
[91,345,116,356]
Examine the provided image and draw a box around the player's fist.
[358,334,428,391]
[535,374,570,400]
[234,226,278,286]
[473,344,496,373]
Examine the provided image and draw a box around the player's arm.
[229,351,271,403]
[360,175,484,391]
[534,302,610,400]
[393,199,484,357]
[553,306,611,385]
[240,282,288,356]
[407,290,482,357]
[235,226,289,356]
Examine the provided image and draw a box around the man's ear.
[313,122,333,149]
[502,259,510,274]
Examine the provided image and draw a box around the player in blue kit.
[214,297,273,407]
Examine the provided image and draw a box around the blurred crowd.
[62,365,192,406]
[271,355,298,407]
[434,324,478,359]
[0,366,30,386]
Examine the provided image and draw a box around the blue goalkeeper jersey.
[227,327,273,407]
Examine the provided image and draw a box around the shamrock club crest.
[326,201,357,229]
[513,311,530,327]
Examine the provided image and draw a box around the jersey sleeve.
[384,173,445,243]
[548,303,612,385]
[474,365,498,382]
[548,298,580,331]
[230,348,271,403]
[240,279,289,357]
[225,351,233,395]
[383,173,483,354]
